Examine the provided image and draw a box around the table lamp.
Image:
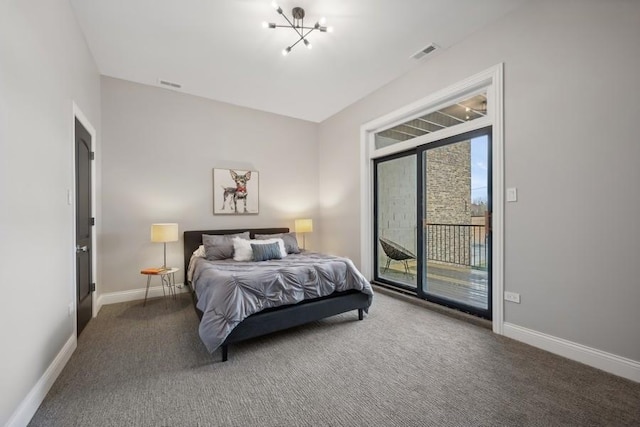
[151,223,178,269]
[294,218,313,250]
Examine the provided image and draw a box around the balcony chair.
[379,237,416,277]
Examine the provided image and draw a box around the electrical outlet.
[504,291,521,303]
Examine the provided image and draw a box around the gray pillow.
[255,232,300,254]
[251,242,283,262]
[203,232,250,260]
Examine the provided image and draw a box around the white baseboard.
[97,283,188,311]
[503,322,640,383]
[6,334,77,427]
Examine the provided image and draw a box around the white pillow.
[193,244,205,258]
[232,237,287,261]
[187,245,205,283]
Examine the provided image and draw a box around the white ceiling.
[70,0,526,122]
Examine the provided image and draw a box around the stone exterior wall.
[425,141,471,223]
[425,141,472,265]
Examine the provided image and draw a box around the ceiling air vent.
[411,43,438,60]
[158,79,182,89]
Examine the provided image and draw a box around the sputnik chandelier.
[262,2,333,55]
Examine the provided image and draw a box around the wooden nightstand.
[140,267,179,306]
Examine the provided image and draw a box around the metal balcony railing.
[425,223,487,269]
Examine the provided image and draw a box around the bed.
[183,228,373,361]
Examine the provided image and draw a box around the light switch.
[506,187,517,202]
[67,189,73,205]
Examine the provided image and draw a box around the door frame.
[360,64,505,334]
[72,102,98,338]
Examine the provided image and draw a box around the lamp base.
[163,242,168,269]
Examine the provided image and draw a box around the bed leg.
[222,345,228,362]
[358,308,363,320]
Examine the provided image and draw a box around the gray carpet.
[30,288,640,426]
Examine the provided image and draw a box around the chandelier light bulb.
[262,21,269,28]
[271,1,279,9]
[327,26,334,33]
[303,38,312,49]
[282,46,291,56]
[319,17,327,25]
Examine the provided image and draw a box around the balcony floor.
[379,261,489,310]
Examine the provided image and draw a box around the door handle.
[76,245,88,253]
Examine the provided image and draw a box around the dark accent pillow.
[251,242,283,262]
[254,232,300,254]
[203,232,250,260]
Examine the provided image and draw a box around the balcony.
[378,223,489,310]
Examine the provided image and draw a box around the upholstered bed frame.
[183,228,370,361]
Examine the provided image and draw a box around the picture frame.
[213,168,259,215]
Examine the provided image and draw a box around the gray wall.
[100,77,319,293]
[0,0,101,424]
[318,0,640,362]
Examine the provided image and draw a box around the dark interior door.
[75,118,93,335]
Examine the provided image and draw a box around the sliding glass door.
[374,127,492,319]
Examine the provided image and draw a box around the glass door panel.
[374,153,417,289]
[418,129,491,318]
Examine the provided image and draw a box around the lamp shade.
[294,219,313,233]
[151,223,178,243]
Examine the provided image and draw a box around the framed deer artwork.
[213,168,259,215]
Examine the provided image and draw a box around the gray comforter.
[191,252,374,353]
